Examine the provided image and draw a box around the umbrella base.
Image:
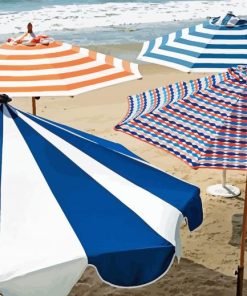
[206,184,241,198]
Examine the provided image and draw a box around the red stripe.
[132,117,203,155]
[115,126,245,171]
[146,109,246,147]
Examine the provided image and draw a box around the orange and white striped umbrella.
[0,41,142,97]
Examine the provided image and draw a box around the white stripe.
[184,34,247,45]
[0,106,87,294]
[138,54,227,72]
[0,54,141,86]
[130,62,141,76]
[0,58,139,77]
[197,23,247,35]
[16,109,183,252]
[181,28,247,45]
[151,40,247,64]
[3,70,142,97]
[0,260,84,296]
[138,54,192,72]
[0,60,104,76]
[137,40,150,60]
[166,38,247,54]
[0,48,89,65]
[0,43,72,55]
[0,67,125,87]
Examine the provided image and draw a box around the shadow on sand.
[229,213,247,249]
[70,258,247,296]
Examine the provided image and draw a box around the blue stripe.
[25,114,142,160]
[128,120,203,158]
[165,37,247,49]
[141,14,247,70]
[189,26,247,40]
[19,109,202,225]
[157,43,247,59]
[143,49,246,69]
[142,109,247,144]
[9,107,202,286]
[117,125,246,169]
[117,125,200,167]
[204,20,247,30]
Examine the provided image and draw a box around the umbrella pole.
[222,169,226,187]
[206,170,240,198]
[32,97,36,115]
[236,176,247,296]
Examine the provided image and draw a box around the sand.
[12,60,247,295]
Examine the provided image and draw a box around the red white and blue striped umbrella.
[0,98,202,296]
[138,13,247,72]
[115,65,247,170]
[115,65,247,295]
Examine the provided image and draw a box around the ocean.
[0,0,245,47]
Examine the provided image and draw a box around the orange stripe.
[0,41,62,50]
[88,50,97,59]
[93,53,132,73]
[0,64,114,81]
[105,55,114,66]
[0,71,133,92]
[0,47,80,60]
[0,56,94,71]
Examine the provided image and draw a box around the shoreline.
[87,42,143,63]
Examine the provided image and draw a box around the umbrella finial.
[0,94,12,104]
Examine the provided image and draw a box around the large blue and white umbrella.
[0,99,203,296]
[138,13,247,72]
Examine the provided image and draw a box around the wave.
[0,0,245,35]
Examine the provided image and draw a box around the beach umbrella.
[0,35,142,114]
[115,65,247,295]
[0,95,202,296]
[138,12,247,72]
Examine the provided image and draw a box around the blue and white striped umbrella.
[138,13,247,72]
[0,101,203,296]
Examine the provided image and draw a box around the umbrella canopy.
[115,65,247,170]
[115,64,247,295]
[138,13,247,72]
[0,101,202,296]
[0,41,142,97]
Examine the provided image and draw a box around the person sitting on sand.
[7,23,54,46]
[15,22,36,45]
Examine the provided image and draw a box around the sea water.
[0,0,245,48]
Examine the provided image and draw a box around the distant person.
[15,22,36,45]
[7,23,54,46]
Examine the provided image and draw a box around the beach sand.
[12,60,247,295]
